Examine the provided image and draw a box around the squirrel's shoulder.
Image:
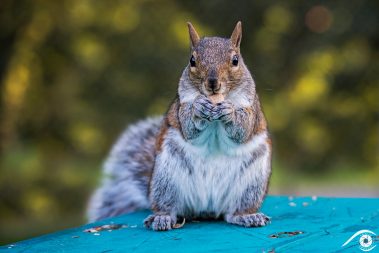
[155,95,181,152]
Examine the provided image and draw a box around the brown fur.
[166,97,181,130]
[155,123,168,154]
[155,97,181,153]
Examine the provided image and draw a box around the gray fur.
[150,165,179,212]
[166,138,194,175]
[87,117,162,222]
[240,144,267,172]
[178,100,210,140]
[225,213,270,227]
[144,213,177,231]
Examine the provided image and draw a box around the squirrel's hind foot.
[144,214,177,231]
[225,212,271,227]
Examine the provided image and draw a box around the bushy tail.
[86,117,163,222]
[87,177,150,222]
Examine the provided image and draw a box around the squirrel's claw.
[225,212,271,227]
[144,214,177,231]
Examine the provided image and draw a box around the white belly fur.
[158,122,270,217]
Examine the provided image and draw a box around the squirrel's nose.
[207,78,220,91]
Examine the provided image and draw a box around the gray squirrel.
[87,21,272,231]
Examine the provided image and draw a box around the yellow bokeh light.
[4,64,30,109]
[306,50,336,75]
[264,5,293,33]
[289,74,329,108]
[24,191,54,218]
[69,0,95,27]
[297,119,330,154]
[69,123,105,154]
[72,35,109,70]
[106,3,140,32]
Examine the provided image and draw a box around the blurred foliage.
[0,0,378,244]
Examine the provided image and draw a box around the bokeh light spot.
[305,5,333,33]
[264,5,293,33]
[290,74,329,108]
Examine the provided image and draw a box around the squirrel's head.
[185,21,247,97]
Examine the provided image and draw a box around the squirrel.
[87,21,272,231]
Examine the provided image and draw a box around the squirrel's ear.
[187,22,200,48]
[231,21,242,48]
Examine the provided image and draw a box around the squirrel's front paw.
[193,95,214,120]
[144,214,177,231]
[211,100,234,122]
[225,213,270,227]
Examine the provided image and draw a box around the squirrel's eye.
[232,55,239,66]
[190,55,196,67]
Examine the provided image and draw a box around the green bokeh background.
[0,0,378,245]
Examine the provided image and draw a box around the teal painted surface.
[1,196,379,252]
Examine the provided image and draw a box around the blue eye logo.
[342,229,377,252]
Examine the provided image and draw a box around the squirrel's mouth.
[207,89,221,95]
[203,81,225,96]
[205,87,221,93]
[203,89,224,98]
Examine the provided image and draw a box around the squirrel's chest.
[162,129,252,216]
[190,121,236,153]
[177,156,246,216]
[157,128,269,216]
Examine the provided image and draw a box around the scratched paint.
[269,231,304,238]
